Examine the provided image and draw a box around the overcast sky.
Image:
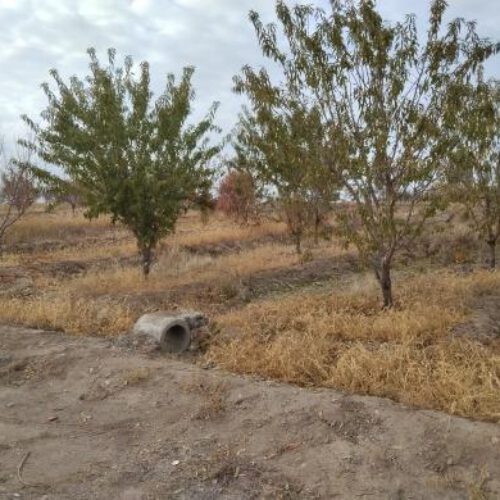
[1,0,499,153]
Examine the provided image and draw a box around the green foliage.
[232,101,336,253]
[445,76,500,268]
[237,0,497,305]
[22,48,221,275]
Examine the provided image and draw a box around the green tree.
[232,102,335,254]
[239,0,497,307]
[23,48,221,276]
[446,77,500,268]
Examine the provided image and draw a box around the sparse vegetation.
[123,367,152,385]
[236,0,498,306]
[2,0,500,497]
[0,140,38,251]
[208,269,500,421]
[0,203,498,422]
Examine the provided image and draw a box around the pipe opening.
[162,323,191,353]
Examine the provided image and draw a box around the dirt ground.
[0,326,499,500]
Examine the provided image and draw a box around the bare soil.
[0,326,499,499]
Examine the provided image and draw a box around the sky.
[1,0,499,154]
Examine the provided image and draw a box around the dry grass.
[2,208,286,264]
[467,467,491,500]
[0,294,133,336]
[0,207,310,335]
[208,270,500,421]
[194,382,228,420]
[167,214,286,248]
[123,367,152,385]
[64,241,346,297]
[2,204,499,422]
[0,240,344,337]
[4,208,115,246]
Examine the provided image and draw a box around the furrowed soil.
[0,325,499,500]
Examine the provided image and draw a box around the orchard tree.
[0,140,38,250]
[232,103,335,253]
[217,170,257,224]
[446,77,500,268]
[23,48,221,276]
[240,0,498,307]
[42,179,83,215]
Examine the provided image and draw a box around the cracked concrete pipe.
[133,312,206,353]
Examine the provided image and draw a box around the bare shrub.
[217,170,258,224]
[0,143,37,251]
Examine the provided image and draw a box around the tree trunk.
[374,258,393,309]
[487,239,496,269]
[313,210,320,246]
[294,231,302,255]
[141,246,153,278]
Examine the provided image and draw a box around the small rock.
[80,412,92,423]
[48,415,59,422]
[492,436,499,445]
[171,460,180,466]
[6,402,14,408]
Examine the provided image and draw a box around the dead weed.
[208,270,500,421]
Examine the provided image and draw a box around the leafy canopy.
[23,48,221,272]
[236,0,497,305]
[445,76,500,266]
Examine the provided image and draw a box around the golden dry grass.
[0,294,133,336]
[3,208,115,245]
[208,270,500,421]
[0,209,293,336]
[30,238,135,264]
[66,241,345,296]
[2,204,499,422]
[0,240,348,335]
[2,208,286,264]
[170,219,286,247]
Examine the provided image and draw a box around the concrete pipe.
[133,311,206,353]
[133,313,191,353]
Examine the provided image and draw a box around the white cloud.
[0,0,18,9]
[0,0,499,152]
[130,0,152,13]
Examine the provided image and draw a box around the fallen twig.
[17,451,39,488]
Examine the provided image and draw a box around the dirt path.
[0,326,499,499]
